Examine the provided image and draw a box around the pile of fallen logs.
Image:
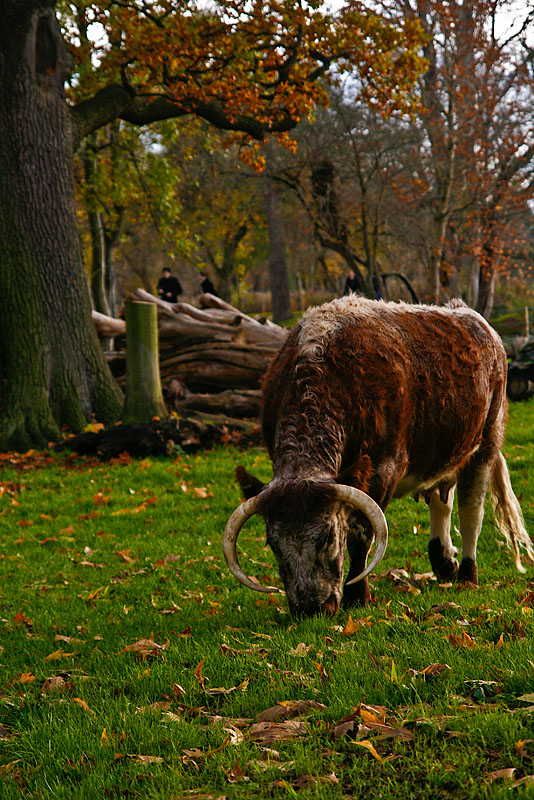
[92,290,287,424]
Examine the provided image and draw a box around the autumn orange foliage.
[67,0,426,165]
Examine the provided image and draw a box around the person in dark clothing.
[198,271,219,297]
[157,268,182,303]
[343,269,360,295]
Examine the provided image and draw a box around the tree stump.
[121,300,168,424]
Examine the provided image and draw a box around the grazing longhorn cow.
[223,297,533,617]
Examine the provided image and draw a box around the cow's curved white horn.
[332,485,388,585]
[223,495,280,593]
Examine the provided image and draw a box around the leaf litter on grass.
[3,423,534,798]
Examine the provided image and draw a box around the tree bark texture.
[0,2,122,450]
[262,174,292,323]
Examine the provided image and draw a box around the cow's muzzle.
[222,484,388,595]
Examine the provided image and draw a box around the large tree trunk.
[0,3,122,451]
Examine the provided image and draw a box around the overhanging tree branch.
[71,86,304,152]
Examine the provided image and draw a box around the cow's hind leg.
[456,460,492,584]
[428,487,459,581]
[342,512,373,608]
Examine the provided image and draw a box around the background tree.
[0,0,424,450]
[384,0,534,312]
[165,120,263,303]
[269,86,420,298]
[75,119,187,313]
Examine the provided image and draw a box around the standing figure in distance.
[343,269,360,296]
[198,271,219,297]
[157,267,182,303]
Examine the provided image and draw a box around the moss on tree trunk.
[121,301,167,424]
[0,3,122,451]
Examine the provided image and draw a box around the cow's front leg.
[428,487,459,581]
[342,513,373,608]
[456,461,491,584]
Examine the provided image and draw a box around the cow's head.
[222,466,387,617]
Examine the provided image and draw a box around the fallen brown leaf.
[17,672,35,684]
[516,739,534,757]
[360,721,414,742]
[246,758,295,773]
[293,773,339,789]
[485,767,516,783]
[289,642,312,656]
[73,697,95,714]
[119,633,169,659]
[193,487,213,499]
[93,492,110,506]
[135,701,171,714]
[224,760,248,783]
[359,704,387,725]
[0,761,20,778]
[447,631,477,649]
[45,649,74,661]
[115,549,136,564]
[353,739,382,761]
[41,676,68,695]
[127,754,164,764]
[206,677,250,696]
[513,776,534,787]
[109,452,132,465]
[248,720,308,744]
[53,634,85,645]
[256,700,326,723]
[201,713,252,728]
[194,659,206,689]
[343,613,372,634]
[313,660,329,684]
[13,612,33,627]
[77,559,106,568]
[420,663,451,677]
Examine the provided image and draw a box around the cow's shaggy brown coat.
[234,297,532,617]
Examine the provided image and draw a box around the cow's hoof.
[428,538,459,581]
[342,578,370,608]
[457,557,478,585]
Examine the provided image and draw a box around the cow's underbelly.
[393,469,459,500]
[387,430,482,501]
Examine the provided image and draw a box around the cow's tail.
[490,452,534,572]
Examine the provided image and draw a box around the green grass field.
[1,400,534,799]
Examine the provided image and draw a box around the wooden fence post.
[122,300,167,424]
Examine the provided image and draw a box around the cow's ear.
[236,465,265,499]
